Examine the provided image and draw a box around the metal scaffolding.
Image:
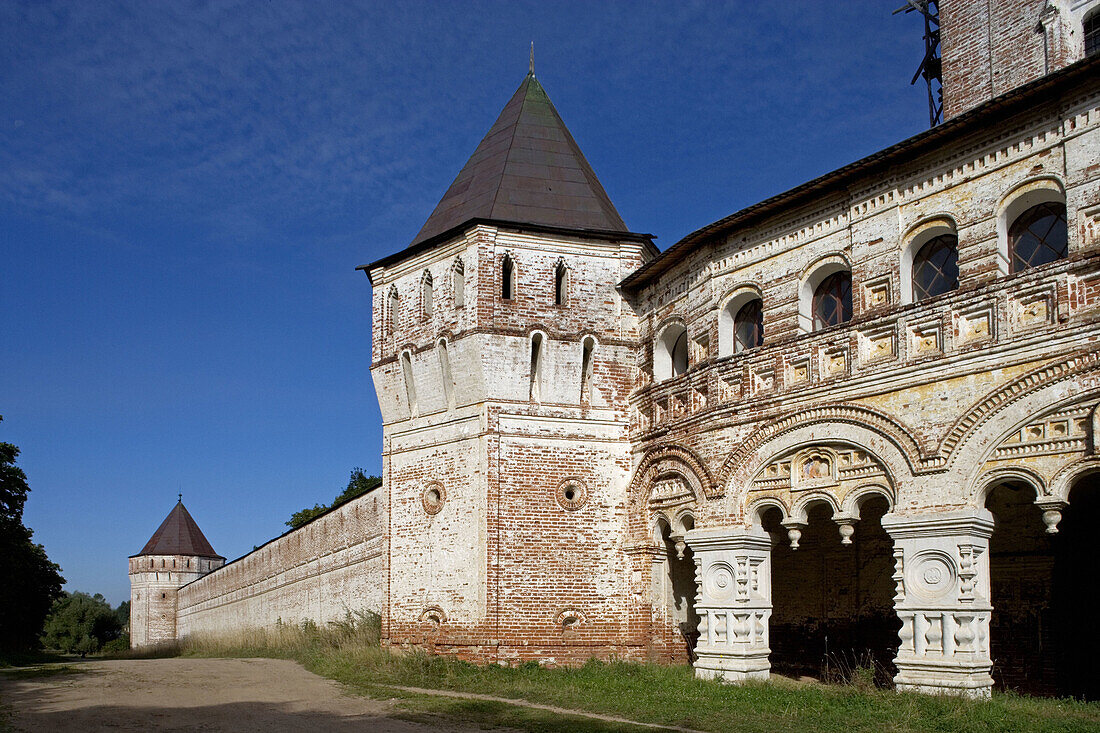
[896,0,943,127]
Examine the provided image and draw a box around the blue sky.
[1,1,928,605]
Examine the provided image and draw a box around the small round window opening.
[556,479,588,510]
[421,482,446,515]
[555,608,586,633]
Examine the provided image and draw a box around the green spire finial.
[529,42,534,76]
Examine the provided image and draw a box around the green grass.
[0,650,64,669]
[0,665,85,680]
[387,695,659,733]
[175,614,1100,733]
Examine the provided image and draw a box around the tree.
[41,592,123,656]
[286,468,381,529]
[0,419,65,654]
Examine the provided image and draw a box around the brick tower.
[129,499,224,647]
[363,68,658,662]
[940,0,1100,118]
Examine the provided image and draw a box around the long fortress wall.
[176,486,385,635]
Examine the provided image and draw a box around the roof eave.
[129,551,226,560]
[359,217,654,282]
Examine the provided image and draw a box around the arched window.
[733,300,763,352]
[812,272,852,330]
[671,331,688,376]
[654,323,688,382]
[421,271,433,319]
[912,234,959,301]
[453,259,465,309]
[554,261,568,306]
[501,254,515,300]
[718,288,762,356]
[1086,9,1099,57]
[1009,202,1068,273]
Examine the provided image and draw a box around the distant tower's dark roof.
[409,72,629,247]
[134,501,223,559]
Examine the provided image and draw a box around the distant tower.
[128,499,224,647]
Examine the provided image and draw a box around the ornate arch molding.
[717,404,923,489]
[942,347,1100,469]
[629,443,717,503]
[1050,457,1100,505]
[840,483,896,517]
[972,465,1047,507]
[789,491,842,524]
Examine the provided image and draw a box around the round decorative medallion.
[703,562,735,601]
[421,482,446,515]
[556,479,588,510]
[908,550,956,599]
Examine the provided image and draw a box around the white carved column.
[881,509,995,697]
[684,526,771,683]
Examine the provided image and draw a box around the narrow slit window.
[421,271,433,319]
[554,262,568,306]
[580,337,595,403]
[530,333,543,402]
[438,339,454,410]
[502,255,515,300]
[400,351,418,417]
[453,261,465,308]
[387,288,399,336]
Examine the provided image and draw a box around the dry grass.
[181,610,380,660]
[168,613,1100,733]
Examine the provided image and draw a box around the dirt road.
[0,657,477,732]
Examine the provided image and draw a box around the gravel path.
[0,657,474,732]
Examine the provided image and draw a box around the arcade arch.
[628,445,711,662]
[743,441,899,683]
[984,473,1100,699]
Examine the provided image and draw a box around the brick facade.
[941,0,1099,118]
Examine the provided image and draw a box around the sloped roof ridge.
[408,72,629,247]
[485,74,530,220]
[134,501,222,559]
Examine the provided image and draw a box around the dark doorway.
[763,497,898,684]
[659,519,699,659]
[988,474,1100,699]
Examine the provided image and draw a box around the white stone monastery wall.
[175,488,384,635]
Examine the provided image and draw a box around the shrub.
[41,592,122,656]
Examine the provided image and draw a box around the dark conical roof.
[135,501,222,559]
[409,73,629,246]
